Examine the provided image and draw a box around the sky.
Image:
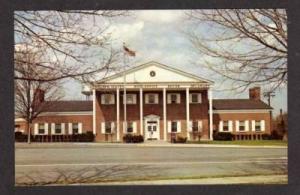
[62,10,287,116]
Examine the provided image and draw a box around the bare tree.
[186,9,287,92]
[14,10,129,83]
[15,47,64,143]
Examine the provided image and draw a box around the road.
[15,144,287,185]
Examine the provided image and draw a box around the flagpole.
[123,43,127,134]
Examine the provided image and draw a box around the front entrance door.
[146,120,159,140]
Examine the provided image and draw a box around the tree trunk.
[27,121,31,144]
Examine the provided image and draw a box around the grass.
[187,140,288,146]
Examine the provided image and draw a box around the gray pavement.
[15,143,287,185]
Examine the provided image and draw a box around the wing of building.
[15,61,272,141]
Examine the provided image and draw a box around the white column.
[92,89,96,135]
[116,88,120,141]
[139,88,143,135]
[186,87,190,140]
[209,89,213,140]
[163,87,167,141]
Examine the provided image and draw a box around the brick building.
[15,61,272,142]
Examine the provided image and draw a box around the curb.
[15,142,287,149]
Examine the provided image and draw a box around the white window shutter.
[245,120,249,132]
[61,123,65,134]
[198,93,202,103]
[101,122,105,134]
[236,121,239,132]
[167,121,171,133]
[188,121,193,132]
[229,121,233,132]
[110,94,115,104]
[155,94,159,104]
[189,94,192,103]
[133,94,137,104]
[167,94,171,104]
[198,120,203,132]
[68,123,73,134]
[261,120,265,131]
[219,121,223,132]
[101,94,105,104]
[176,94,180,104]
[177,121,181,132]
[78,123,83,134]
[133,121,137,133]
[123,121,127,133]
[51,123,55,134]
[111,122,115,133]
[34,123,38,135]
[251,120,255,131]
[45,123,49,135]
[145,94,149,104]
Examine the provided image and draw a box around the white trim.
[97,61,214,84]
[78,123,83,134]
[34,123,38,135]
[40,112,93,116]
[236,120,240,132]
[261,120,265,131]
[213,109,272,114]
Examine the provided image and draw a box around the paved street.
[15,143,287,185]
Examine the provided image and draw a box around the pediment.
[97,61,213,84]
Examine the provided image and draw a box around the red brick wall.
[213,112,272,135]
[32,115,93,135]
[95,89,209,141]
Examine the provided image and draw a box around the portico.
[92,61,214,142]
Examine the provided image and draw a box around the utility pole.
[263,91,275,134]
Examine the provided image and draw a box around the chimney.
[249,87,261,101]
[33,89,45,103]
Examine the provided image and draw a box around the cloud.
[134,10,186,23]
[107,21,144,43]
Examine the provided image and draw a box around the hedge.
[213,132,233,141]
[123,134,144,143]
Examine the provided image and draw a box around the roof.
[96,61,214,84]
[41,101,92,112]
[38,99,271,113]
[213,99,272,110]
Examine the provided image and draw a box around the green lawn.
[187,140,288,146]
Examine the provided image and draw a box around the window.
[55,124,61,134]
[171,121,177,132]
[38,123,45,134]
[223,121,229,131]
[102,94,114,104]
[192,94,198,103]
[192,121,198,132]
[126,94,136,104]
[190,93,202,103]
[239,121,245,131]
[72,123,79,134]
[149,94,155,104]
[127,122,133,133]
[255,121,261,131]
[171,94,177,103]
[105,122,112,134]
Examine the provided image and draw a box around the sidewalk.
[73,174,287,185]
[15,142,287,149]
